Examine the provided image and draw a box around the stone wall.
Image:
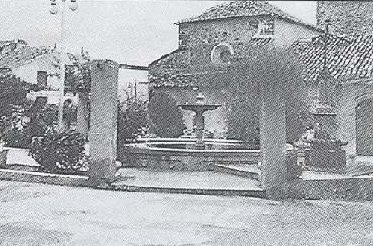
[335,80,373,157]
[178,16,260,49]
[288,177,373,201]
[317,1,373,36]
[274,19,320,47]
[120,144,260,171]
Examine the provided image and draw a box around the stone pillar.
[76,92,89,136]
[88,60,119,186]
[195,110,204,149]
[260,80,288,200]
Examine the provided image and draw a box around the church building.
[149,1,373,159]
[149,1,321,138]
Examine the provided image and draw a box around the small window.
[211,43,234,65]
[36,71,48,88]
[220,50,232,63]
[179,29,189,48]
[256,19,274,37]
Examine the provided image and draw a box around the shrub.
[3,128,32,149]
[30,130,88,174]
[117,98,149,144]
[148,92,186,138]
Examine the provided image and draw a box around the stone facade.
[334,80,373,157]
[317,1,373,36]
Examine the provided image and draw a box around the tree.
[148,92,186,138]
[225,47,311,144]
[117,98,149,144]
[0,74,30,142]
[0,75,28,117]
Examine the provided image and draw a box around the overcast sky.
[0,1,316,66]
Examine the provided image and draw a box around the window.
[256,19,274,37]
[220,50,232,63]
[179,30,189,48]
[36,71,48,88]
[211,43,234,65]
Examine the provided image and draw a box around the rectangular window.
[179,29,190,48]
[257,19,274,37]
[36,71,48,88]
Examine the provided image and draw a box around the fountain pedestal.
[307,104,347,172]
[179,93,221,149]
[194,109,205,149]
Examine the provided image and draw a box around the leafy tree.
[0,74,30,142]
[225,47,311,144]
[117,98,149,144]
[65,63,91,93]
[148,92,186,138]
[0,75,28,117]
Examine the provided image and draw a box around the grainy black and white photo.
[0,0,373,245]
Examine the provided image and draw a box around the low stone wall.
[288,177,373,201]
[120,145,260,171]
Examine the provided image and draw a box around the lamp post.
[49,0,78,132]
[318,19,331,107]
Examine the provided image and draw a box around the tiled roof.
[150,34,373,88]
[293,35,373,82]
[177,1,319,32]
[0,40,53,69]
[149,73,197,88]
[0,40,90,72]
[149,49,190,70]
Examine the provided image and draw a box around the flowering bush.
[30,130,88,175]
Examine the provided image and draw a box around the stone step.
[213,164,260,180]
[0,164,39,172]
[109,183,266,198]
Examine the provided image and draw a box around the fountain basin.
[119,138,260,171]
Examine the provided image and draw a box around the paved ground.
[1,181,373,246]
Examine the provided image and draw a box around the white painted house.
[0,39,88,106]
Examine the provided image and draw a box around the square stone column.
[76,92,90,136]
[260,80,288,199]
[88,60,119,186]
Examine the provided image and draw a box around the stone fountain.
[119,92,260,171]
[178,93,221,149]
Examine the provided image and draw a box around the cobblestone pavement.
[0,181,373,246]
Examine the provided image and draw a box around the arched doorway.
[356,98,373,156]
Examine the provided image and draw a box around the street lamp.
[49,0,78,132]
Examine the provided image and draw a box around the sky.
[0,0,317,66]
